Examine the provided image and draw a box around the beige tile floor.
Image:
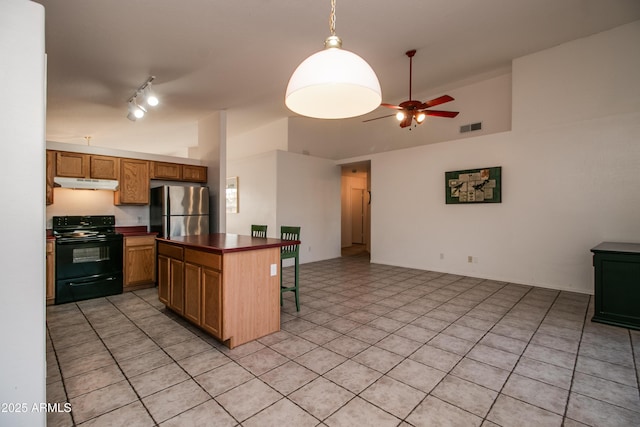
[46,253,640,426]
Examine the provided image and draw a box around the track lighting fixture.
[126,76,158,121]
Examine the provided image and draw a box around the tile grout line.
[103,292,247,426]
[45,310,78,426]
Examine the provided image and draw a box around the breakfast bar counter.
[156,233,299,348]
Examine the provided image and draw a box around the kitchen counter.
[156,233,300,253]
[116,226,158,237]
[156,233,299,348]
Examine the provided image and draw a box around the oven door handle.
[56,236,122,245]
[68,275,119,287]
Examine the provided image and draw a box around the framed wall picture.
[226,176,238,213]
[445,166,501,204]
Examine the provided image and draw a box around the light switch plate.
[270,264,277,276]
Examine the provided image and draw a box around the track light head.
[127,100,146,121]
[143,84,159,107]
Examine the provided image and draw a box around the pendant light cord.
[329,0,336,36]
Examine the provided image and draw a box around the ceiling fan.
[365,49,459,128]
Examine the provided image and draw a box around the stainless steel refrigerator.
[150,186,210,238]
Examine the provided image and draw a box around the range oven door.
[55,235,123,304]
[55,272,123,304]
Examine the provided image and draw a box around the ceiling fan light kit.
[285,0,381,119]
[126,76,158,121]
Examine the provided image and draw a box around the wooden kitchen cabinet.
[157,255,170,305]
[200,267,222,337]
[150,162,182,180]
[46,240,55,305]
[150,161,208,183]
[123,235,156,290]
[46,150,55,205]
[184,248,222,337]
[184,263,202,324]
[90,155,119,180]
[157,242,185,314]
[182,165,207,183]
[156,236,285,348]
[56,151,89,178]
[54,151,119,180]
[115,158,149,205]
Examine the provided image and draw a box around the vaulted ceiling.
[34,0,640,157]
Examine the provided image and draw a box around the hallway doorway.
[340,161,371,259]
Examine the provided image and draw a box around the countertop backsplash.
[45,188,149,228]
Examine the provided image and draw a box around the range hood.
[54,177,119,191]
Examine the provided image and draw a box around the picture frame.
[226,176,238,213]
[445,166,501,204]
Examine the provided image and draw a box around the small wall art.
[445,166,501,204]
[226,176,238,213]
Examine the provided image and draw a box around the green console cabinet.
[591,242,640,330]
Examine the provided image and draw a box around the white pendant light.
[285,0,381,119]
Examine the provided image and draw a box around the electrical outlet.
[270,264,277,276]
[468,256,473,263]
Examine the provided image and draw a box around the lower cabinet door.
[201,267,222,338]
[157,255,170,305]
[184,263,202,324]
[169,259,184,314]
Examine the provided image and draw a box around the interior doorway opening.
[340,161,371,259]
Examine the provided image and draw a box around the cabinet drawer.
[125,235,156,247]
[158,242,184,260]
[185,248,221,271]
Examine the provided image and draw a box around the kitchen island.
[156,233,298,348]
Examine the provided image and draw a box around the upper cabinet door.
[56,152,89,178]
[182,165,207,183]
[90,155,119,180]
[151,162,182,180]
[115,158,149,205]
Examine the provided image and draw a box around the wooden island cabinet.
[157,234,298,348]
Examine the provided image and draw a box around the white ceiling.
[35,0,640,157]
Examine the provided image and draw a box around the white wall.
[198,111,226,232]
[226,151,278,236]
[227,150,341,264]
[227,117,288,160]
[288,71,513,160]
[0,1,46,425]
[46,189,148,228]
[277,151,342,263]
[369,21,640,294]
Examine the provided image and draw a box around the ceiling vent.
[460,122,482,133]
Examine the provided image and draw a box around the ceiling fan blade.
[423,95,454,108]
[362,114,395,123]
[424,110,460,118]
[381,103,403,110]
